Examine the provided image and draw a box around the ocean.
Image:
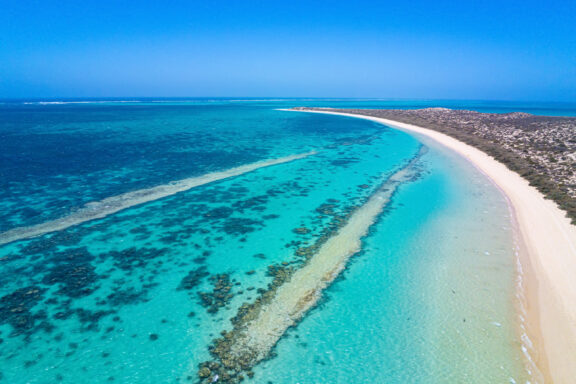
[1,99,573,383]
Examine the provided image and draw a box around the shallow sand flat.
[0,152,315,246]
[297,109,576,384]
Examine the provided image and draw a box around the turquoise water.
[1,99,569,383]
[259,134,528,383]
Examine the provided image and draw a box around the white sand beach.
[297,110,576,384]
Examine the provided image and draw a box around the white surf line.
[222,150,423,370]
[0,152,316,246]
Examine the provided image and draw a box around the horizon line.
[1,96,576,104]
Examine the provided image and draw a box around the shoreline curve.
[290,109,576,384]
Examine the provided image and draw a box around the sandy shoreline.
[292,109,576,384]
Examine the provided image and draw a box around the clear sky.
[1,0,575,101]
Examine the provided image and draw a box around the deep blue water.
[0,99,563,383]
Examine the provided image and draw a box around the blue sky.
[1,0,575,100]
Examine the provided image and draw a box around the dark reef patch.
[292,227,310,235]
[219,218,263,236]
[330,157,361,167]
[38,247,100,299]
[204,207,234,220]
[18,238,58,256]
[198,274,234,314]
[231,195,269,213]
[74,308,115,331]
[178,267,210,291]
[104,288,149,307]
[315,202,339,216]
[0,286,47,336]
[104,247,166,271]
[42,263,99,298]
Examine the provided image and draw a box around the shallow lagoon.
[0,101,537,383]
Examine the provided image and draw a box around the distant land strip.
[294,107,576,224]
[0,152,316,246]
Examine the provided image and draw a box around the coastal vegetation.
[297,108,576,224]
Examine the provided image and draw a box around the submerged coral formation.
[192,147,426,383]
